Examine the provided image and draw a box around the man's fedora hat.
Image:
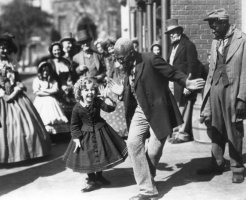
[75,29,92,44]
[60,30,75,43]
[164,19,183,34]
[204,8,229,21]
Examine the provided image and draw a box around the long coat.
[167,34,199,102]
[201,28,246,122]
[122,52,188,140]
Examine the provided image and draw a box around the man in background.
[165,19,200,143]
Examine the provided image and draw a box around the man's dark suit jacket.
[167,34,199,103]
[122,52,188,140]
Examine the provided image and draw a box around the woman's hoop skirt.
[0,93,51,163]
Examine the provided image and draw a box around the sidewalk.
[0,137,245,200]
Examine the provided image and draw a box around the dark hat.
[164,19,183,34]
[204,8,229,21]
[132,37,139,45]
[0,32,18,54]
[60,30,75,43]
[37,61,53,74]
[150,40,162,51]
[103,37,116,50]
[75,29,92,44]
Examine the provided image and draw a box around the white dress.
[33,77,70,134]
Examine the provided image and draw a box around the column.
[161,0,169,60]
[153,1,157,42]
[130,7,137,39]
[146,0,153,51]
[137,6,143,52]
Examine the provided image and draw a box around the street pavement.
[0,138,246,200]
[0,73,245,200]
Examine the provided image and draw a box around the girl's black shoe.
[96,174,111,185]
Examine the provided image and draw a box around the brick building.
[123,0,245,63]
[170,0,242,62]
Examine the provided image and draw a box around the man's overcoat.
[201,28,246,122]
[167,34,199,103]
[122,52,188,140]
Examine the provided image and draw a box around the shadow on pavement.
[102,167,136,188]
[0,143,68,196]
[157,163,175,172]
[156,157,228,199]
[0,158,65,196]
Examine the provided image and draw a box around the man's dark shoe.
[81,181,100,192]
[196,164,225,175]
[232,173,244,183]
[96,174,111,185]
[169,132,190,144]
[129,194,158,200]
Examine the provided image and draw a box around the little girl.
[63,77,127,192]
[33,61,70,135]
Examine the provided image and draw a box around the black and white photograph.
[0,0,246,200]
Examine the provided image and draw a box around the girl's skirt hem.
[2,152,51,164]
[63,148,127,173]
[62,124,128,173]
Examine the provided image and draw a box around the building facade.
[52,0,120,40]
[123,0,245,63]
[170,0,242,62]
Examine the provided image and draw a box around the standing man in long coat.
[108,37,205,200]
[198,8,246,184]
[165,19,200,143]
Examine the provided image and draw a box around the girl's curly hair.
[73,77,98,102]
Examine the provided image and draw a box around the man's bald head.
[114,37,134,57]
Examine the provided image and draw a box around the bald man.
[108,38,205,200]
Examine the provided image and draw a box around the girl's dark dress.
[63,97,127,173]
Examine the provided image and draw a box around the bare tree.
[0,0,52,63]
